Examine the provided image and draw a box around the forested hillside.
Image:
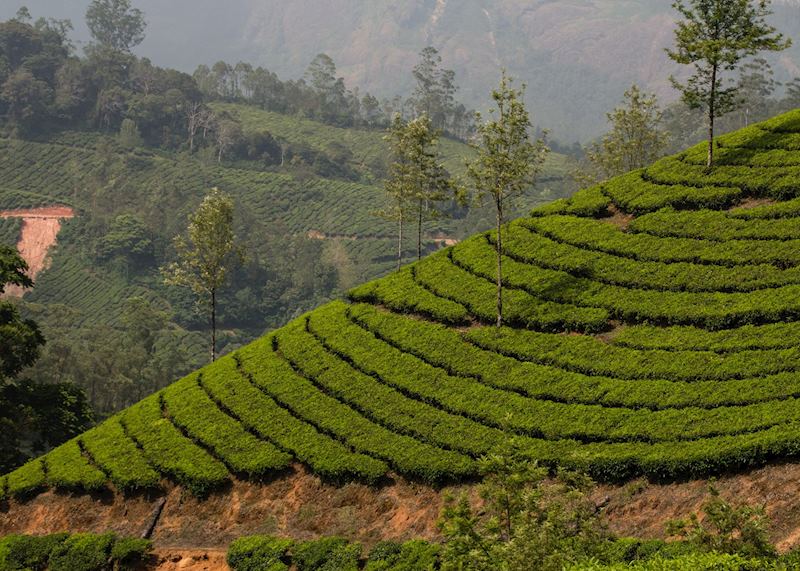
[0,7,568,434]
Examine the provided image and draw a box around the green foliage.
[19,106,800,494]
[365,540,440,571]
[523,215,800,267]
[603,171,741,214]
[85,0,146,53]
[162,187,246,361]
[667,0,791,167]
[120,393,228,496]
[575,85,669,187]
[416,248,609,332]
[240,331,474,482]
[467,70,549,326]
[294,537,360,571]
[348,267,469,325]
[226,536,293,571]
[0,218,20,246]
[0,532,152,571]
[109,537,153,567]
[5,457,45,498]
[380,114,458,265]
[48,532,115,571]
[531,185,612,218]
[667,484,775,558]
[43,439,106,491]
[0,247,41,380]
[79,419,160,491]
[0,533,69,571]
[438,443,611,571]
[162,374,292,477]
[567,552,782,570]
[202,355,387,482]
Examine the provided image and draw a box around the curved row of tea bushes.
[238,336,475,482]
[523,216,800,268]
[501,225,800,292]
[162,374,292,477]
[347,303,800,409]
[201,356,388,482]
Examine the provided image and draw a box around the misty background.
[4,0,800,142]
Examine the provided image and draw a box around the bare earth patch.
[0,206,75,297]
[605,205,634,231]
[0,465,473,550]
[731,197,777,210]
[149,548,229,571]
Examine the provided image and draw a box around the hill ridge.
[7,109,800,501]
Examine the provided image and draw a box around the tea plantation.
[9,110,800,498]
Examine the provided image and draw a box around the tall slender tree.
[467,72,548,327]
[380,114,457,268]
[162,188,245,362]
[667,0,790,169]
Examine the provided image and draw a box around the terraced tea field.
[11,109,800,499]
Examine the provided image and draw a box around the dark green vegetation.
[224,536,800,571]
[8,109,800,496]
[0,532,151,571]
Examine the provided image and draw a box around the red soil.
[0,465,472,549]
[149,548,229,571]
[0,206,75,297]
[605,204,634,230]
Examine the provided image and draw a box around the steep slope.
[8,109,800,510]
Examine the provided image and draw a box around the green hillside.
[211,102,571,182]
[0,115,564,334]
[12,109,800,499]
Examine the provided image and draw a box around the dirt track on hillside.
[0,206,75,297]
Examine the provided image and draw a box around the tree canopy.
[85,0,146,53]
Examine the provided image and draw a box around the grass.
[13,108,800,493]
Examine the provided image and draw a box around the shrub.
[0,533,68,571]
[366,540,440,570]
[226,535,293,571]
[293,537,358,571]
[109,537,153,568]
[47,532,115,571]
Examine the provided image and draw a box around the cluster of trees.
[0,247,92,473]
[0,2,201,146]
[577,0,794,183]
[382,71,548,327]
[195,47,476,140]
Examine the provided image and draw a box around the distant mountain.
[4,1,800,140]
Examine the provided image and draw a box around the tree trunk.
[417,199,423,261]
[495,198,503,328]
[211,288,217,362]
[707,63,717,170]
[396,210,403,271]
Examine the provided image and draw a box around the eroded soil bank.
[0,206,75,297]
[5,461,800,561]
